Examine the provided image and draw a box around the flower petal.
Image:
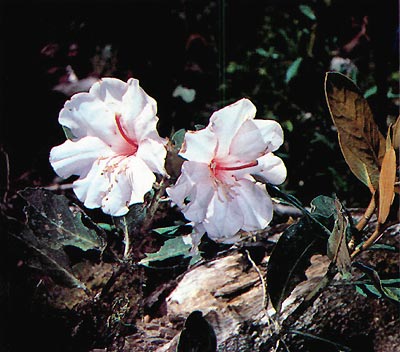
[252,153,287,185]
[50,136,112,179]
[225,120,267,164]
[73,155,155,216]
[210,98,257,158]
[179,128,217,163]
[120,78,160,143]
[58,90,128,153]
[203,193,244,241]
[252,119,284,152]
[233,179,273,231]
[103,156,155,215]
[167,161,214,223]
[136,138,167,175]
[90,77,128,103]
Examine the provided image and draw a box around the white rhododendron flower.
[50,78,167,216]
[167,98,286,243]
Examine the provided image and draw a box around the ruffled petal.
[50,136,113,179]
[73,155,155,216]
[120,79,159,143]
[251,153,287,185]
[58,90,128,153]
[89,77,128,103]
[210,98,256,158]
[179,128,217,163]
[225,120,266,164]
[167,161,214,223]
[251,119,284,152]
[136,138,167,175]
[233,179,273,231]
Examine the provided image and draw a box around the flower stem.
[141,176,168,233]
[122,216,130,259]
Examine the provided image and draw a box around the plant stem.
[351,220,399,258]
[122,216,130,259]
[355,194,376,231]
[141,176,169,233]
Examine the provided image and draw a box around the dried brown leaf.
[325,72,386,193]
[378,128,396,224]
[327,198,351,277]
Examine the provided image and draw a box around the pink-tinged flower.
[50,78,167,216]
[167,98,286,243]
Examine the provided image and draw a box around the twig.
[351,220,398,258]
[355,194,376,231]
[245,249,267,310]
[43,183,74,191]
[1,147,10,204]
[244,250,282,340]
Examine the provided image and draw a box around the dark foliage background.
[1,0,398,204]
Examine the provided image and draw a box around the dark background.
[0,3,398,349]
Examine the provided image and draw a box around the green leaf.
[171,128,186,152]
[325,72,386,193]
[113,203,146,235]
[152,225,182,237]
[264,184,307,215]
[285,57,303,83]
[19,188,105,252]
[62,126,77,140]
[139,236,196,267]
[354,263,400,303]
[266,193,348,313]
[368,243,399,252]
[363,85,377,99]
[267,216,327,313]
[310,195,336,220]
[299,5,316,20]
[9,224,87,290]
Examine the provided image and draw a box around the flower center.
[210,159,258,177]
[215,160,259,171]
[209,159,258,202]
[115,113,138,153]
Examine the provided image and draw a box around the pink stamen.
[216,160,258,171]
[115,113,138,149]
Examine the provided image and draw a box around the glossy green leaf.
[139,236,200,267]
[310,195,336,220]
[267,216,327,313]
